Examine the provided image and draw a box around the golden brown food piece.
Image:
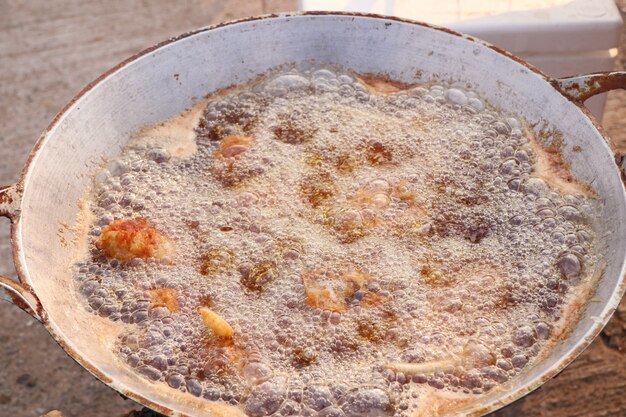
[200,247,234,276]
[291,346,317,368]
[355,307,397,344]
[326,179,424,243]
[199,307,235,339]
[199,336,252,378]
[266,236,305,259]
[303,285,344,312]
[300,170,337,208]
[391,179,418,205]
[272,116,317,144]
[302,269,357,312]
[351,181,391,209]
[335,152,359,173]
[427,261,512,312]
[384,360,456,375]
[241,260,278,292]
[203,346,245,377]
[365,141,393,166]
[390,207,430,241]
[192,313,250,377]
[326,207,371,243]
[148,288,178,312]
[97,218,174,262]
[351,179,418,209]
[356,318,387,343]
[304,151,324,167]
[210,135,260,187]
[325,181,386,242]
[302,268,381,312]
[420,264,454,287]
[213,135,254,158]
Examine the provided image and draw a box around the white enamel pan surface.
[0,12,625,417]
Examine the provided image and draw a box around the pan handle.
[552,71,626,103]
[0,184,20,219]
[0,184,42,320]
[553,71,626,178]
[0,276,42,321]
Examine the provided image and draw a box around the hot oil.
[72,67,601,417]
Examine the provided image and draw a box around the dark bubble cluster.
[73,66,601,416]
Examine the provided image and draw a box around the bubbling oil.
[73,66,601,417]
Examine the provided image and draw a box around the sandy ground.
[0,1,625,417]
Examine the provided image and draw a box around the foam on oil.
[72,66,601,417]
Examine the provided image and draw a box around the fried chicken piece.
[302,268,382,312]
[199,307,235,339]
[365,141,393,166]
[300,170,337,208]
[211,135,261,186]
[326,207,371,243]
[241,260,278,292]
[420,264,454,287]
[427,261,512,310]
[213,135,253,158]
[350,180,392,209]
[148,288,178,312]
[384,360,456,375]
[97,218,174,262]
[272,116,317,144]
[327,179,424,243]
[200,247,234,276]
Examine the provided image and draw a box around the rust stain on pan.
[21,281,46,320]
[122,390,174,416]
[4,287,33,314]
[0,184,22,220]
[550,72,626,103]
[0,276,45,321]
[0,187,13,205]
[51,336,113,384]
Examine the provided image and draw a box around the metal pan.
[0,12,625,417]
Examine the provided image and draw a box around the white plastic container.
[299,0,622,119]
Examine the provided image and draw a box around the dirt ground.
[0,1,625,417]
